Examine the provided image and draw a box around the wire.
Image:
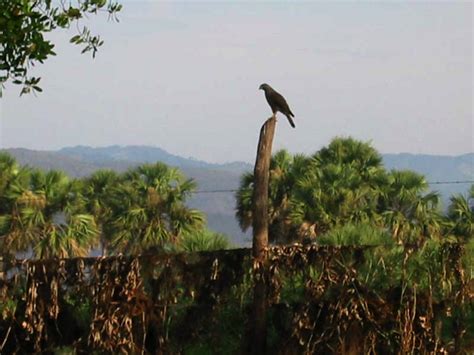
[427,180,474,185]
[194,189,238,194]
[192,180,474,194]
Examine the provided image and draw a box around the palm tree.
[290,138,386,237]
[236,137,444,246]
[110,163,205,254]
[445,185,474,241]
[378,170,442,243]
[83,169,121,255]
[235,149,310,243]
[0,169,98,258]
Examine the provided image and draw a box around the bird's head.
[259,83,271,91]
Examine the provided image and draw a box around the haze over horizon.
[1,1,472,163]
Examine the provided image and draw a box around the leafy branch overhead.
[0,0,122,95]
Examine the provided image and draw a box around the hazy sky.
[1,1,472,163]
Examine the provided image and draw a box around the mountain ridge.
[58,145,253,173]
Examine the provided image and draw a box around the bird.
[259,83,295,128]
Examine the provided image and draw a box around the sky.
[1,1,472,163]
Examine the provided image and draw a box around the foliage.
[236,137,449,244]
[317,222,393,246]
[0,153,30,214]
[178,229,232,252]
[1,149,473,351]
[236,150,310,243]
[379,170,442,243]
[445,185,474,242]
[0,155,214,258]
[0,244,472,353]
[0,169,99,258]
[0,0,121,95]
[82,169,120,255]
[108,163,205,254]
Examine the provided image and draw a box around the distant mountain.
[2,146,473,244]
[383,153,473,181]
[58,145,252,173]
[5,148,136,177]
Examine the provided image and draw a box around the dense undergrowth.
[1,241,473,354]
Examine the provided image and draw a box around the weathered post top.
[252,116,276,260]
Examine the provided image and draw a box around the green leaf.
[70,35,81,43]
[67,8,82,19]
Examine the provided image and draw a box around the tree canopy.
[0,0,121,95]
[0,156,226,258]
[236,137,473,244]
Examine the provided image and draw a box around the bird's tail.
[286,115,296,128]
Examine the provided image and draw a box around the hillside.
[4,148,137,177]
[2,146,472,245]
[58,145,252,173]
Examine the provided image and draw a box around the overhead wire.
[193,180,474,194]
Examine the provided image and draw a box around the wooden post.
[250,116,276,355]
[252,116,276,259]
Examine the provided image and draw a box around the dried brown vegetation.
[0,244,472,354]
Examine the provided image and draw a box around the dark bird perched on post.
[259,83,296,128]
